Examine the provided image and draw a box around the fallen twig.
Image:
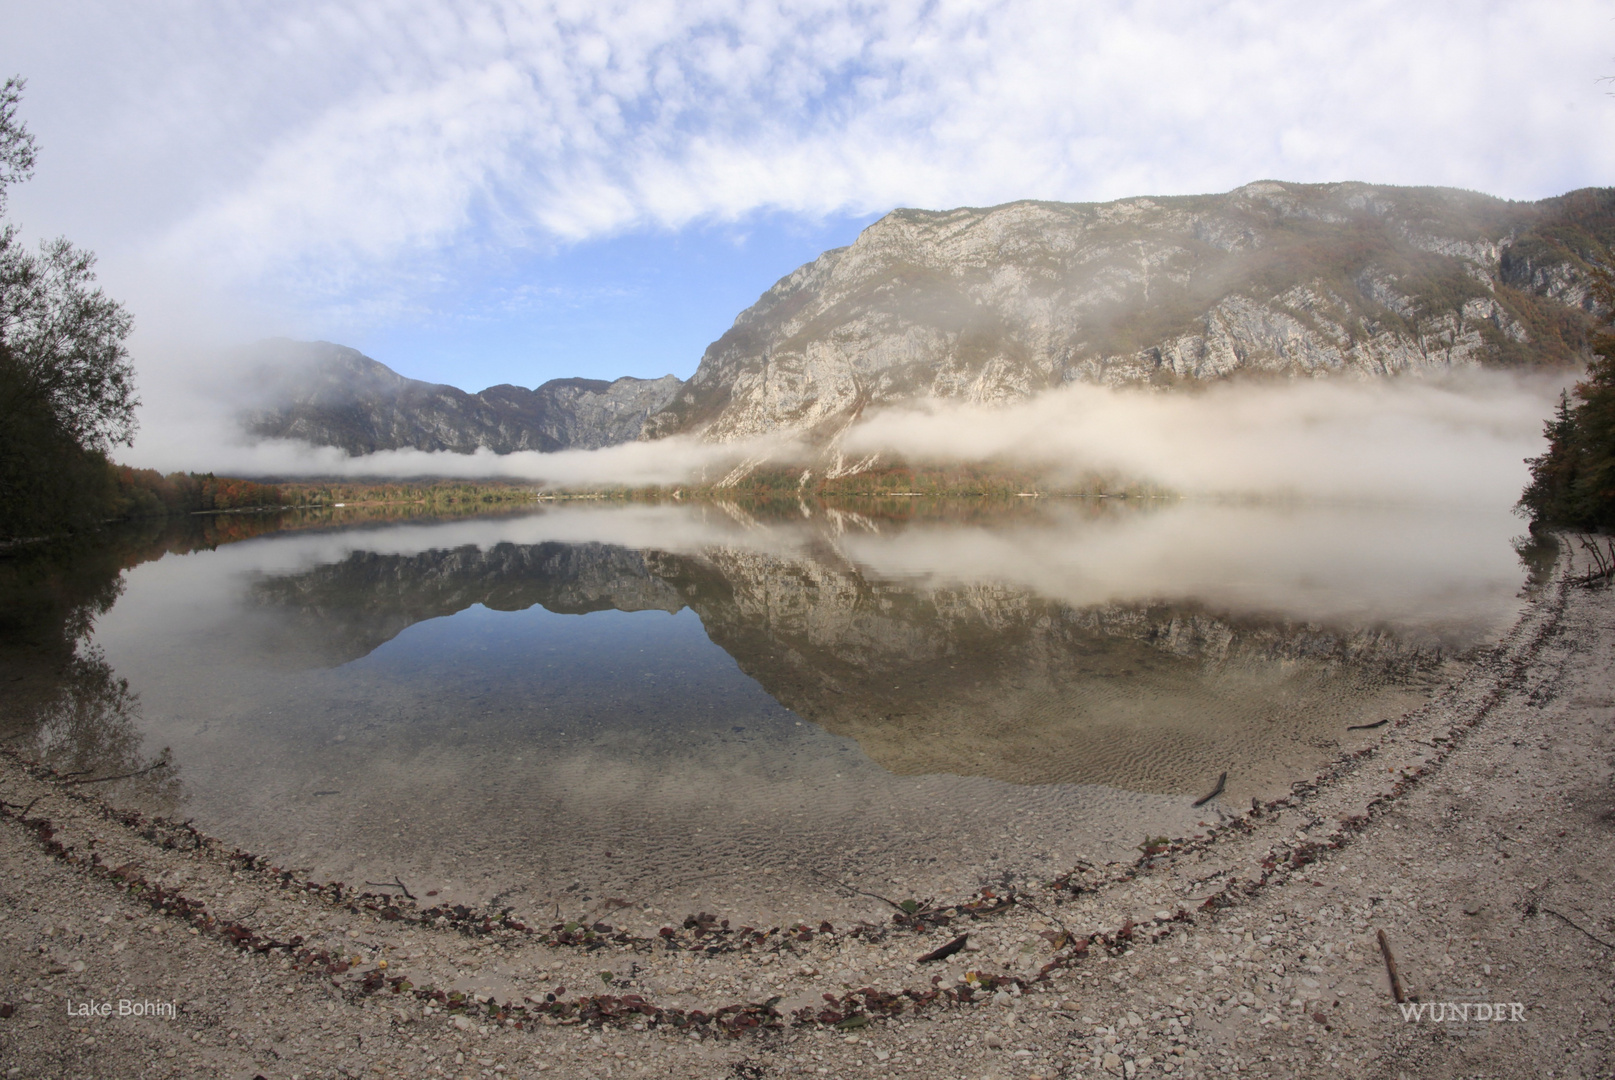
[1542,907,1615,950]
[363,877,417,901]
[916,934,968,964]
[62,759,171,786]
[1377,928,1408,1004]
[809,869,907,913]
[0,795,47,817]
[1016,894,1078,947]
[1192,772,1227,808]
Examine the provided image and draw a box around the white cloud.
[5,0,1612,311]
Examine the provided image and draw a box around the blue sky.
[2,0,1613,398]
[350,210,879,387]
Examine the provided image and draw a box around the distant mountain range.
[240,340,682,454]
[241,181,1614,456]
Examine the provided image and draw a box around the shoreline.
[1,544,1611,1078]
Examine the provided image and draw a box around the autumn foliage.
[109,468,285,520]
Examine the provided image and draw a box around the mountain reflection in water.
[1,498,1539,919]
[248,520,1465,792]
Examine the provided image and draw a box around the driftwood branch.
[916,934,969,964]
[1192,772,1227,808]
[1567,535,1615,587]
[1377,928,1408,1004]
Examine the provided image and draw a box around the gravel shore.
[2,548,1612,1080]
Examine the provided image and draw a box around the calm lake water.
[0,497,1542,923]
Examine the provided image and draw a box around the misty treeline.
[111,467,284,518]
[1520,273,1615,530]
[278,480,537,508]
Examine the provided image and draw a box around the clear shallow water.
[1,498,1538,923]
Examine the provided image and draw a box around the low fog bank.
[121,367,1562,505]
[128,391,797,490]
[841,371,1563,506]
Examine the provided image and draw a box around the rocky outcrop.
[240,340,682,455]
[645,183,1615,442]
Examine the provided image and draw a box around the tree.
[0,77,138,539]
[0,234,137,450]
[0,76,36,215]
[1519,273,1615,530]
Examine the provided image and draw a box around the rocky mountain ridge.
[645,181,1614,442]
[241,339,681,455]
[241,182,1614,457]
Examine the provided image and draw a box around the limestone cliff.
[644,182,1614,442]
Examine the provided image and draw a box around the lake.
[0,497,1543,924]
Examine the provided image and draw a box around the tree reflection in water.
[0,524,188,806]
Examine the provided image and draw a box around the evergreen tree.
[1520,274,1615,529]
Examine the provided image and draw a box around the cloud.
[6,0,1613,315]
[832,500,1530,635]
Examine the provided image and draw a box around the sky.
[2,0,1613,398]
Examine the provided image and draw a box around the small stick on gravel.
[1377,928,1408,1003]
[1192,772,1227,808]
[917,934,969,964]
[1017,894,1075,939]
[809,869,907,913]
[0,795,46,818]
[1542,908,1615,949]
[62,759,171,786]
[364,877,417,901]
[1347,718,1390,731]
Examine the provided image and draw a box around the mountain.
[240,339,682,455]
[242,182,1614,456]
[644,181,1613,442]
